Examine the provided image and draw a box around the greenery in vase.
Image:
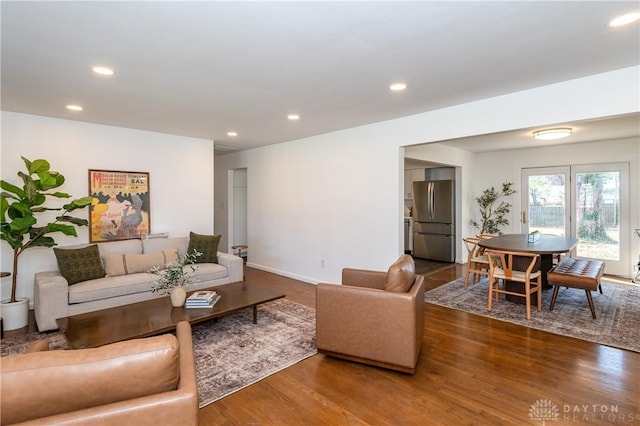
[1,157,93,303]
[150,249,202,295]
[471,182,516,235]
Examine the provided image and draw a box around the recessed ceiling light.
[92,66,115,76]
[66,104,83,111]
[389,83,407,91]
[608,10,640,27]
[532,128,572,140]
[227,131,238,137]
[287,114,300,121]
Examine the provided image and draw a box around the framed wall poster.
[88,170,150,242]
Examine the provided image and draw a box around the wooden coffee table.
[56,281,285,349]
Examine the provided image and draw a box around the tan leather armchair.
[1,321,198,426]
[316,255,425,374]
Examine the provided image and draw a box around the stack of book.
[185,290,220,309]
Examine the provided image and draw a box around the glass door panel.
[572,163,629,275]
[521,167,570,237]
[574,167,628,272]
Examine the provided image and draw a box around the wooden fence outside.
[529,204,619,227]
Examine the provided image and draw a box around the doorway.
[522,163,630,276]
[228,168,248,261]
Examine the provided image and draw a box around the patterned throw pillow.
[187,232,221,264]
[53,244,106,285]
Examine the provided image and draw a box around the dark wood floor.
[5,264,638,424]
[200,265,639,425]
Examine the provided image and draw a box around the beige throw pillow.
[103,248,179,277]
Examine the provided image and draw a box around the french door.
[522,163,630,276]
[522,167,570,237]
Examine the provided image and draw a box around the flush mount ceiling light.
[66,104,83,111]
[227,131,238,137]
[92,66,115,76]
[608,10,640,27]
[532,128,572,140]
[287,114,300,121]
[389,83,407,91]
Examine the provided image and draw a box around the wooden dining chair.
[486,249,542,320]
[476,233,497,240]
[462,237,490,289]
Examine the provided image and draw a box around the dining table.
[478,233,578,303]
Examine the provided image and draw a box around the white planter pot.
[1,298,29,331]
[170,287,187,307]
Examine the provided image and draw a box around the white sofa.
[34,236,243,331]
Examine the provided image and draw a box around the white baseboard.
[245,262,319,285]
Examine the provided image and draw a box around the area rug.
[425,277,639,353]
[1,299,317,408]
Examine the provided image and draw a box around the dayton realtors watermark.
[529,399,639,424]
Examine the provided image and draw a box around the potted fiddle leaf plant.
[0,157,93,330]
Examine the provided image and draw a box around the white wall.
[215,66,640,284]
[0,112,215,305]
[216,123,403,284]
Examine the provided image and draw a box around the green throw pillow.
[54,244,106,285]
[187,232,221,264]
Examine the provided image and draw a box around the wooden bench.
[547,258,605,319]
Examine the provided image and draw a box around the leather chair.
[1,321,198,426]
[316,255,425,374]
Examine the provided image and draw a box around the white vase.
[1,298,29,331]
[170,287,187,307]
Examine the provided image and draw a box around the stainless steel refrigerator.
[412,180,455,262]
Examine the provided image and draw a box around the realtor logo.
[529,399,559,425]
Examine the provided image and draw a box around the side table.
[231,245,248,263]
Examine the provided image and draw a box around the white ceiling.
[404,112,640,168]
[2,1,639,155]
[437,112,640,153]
